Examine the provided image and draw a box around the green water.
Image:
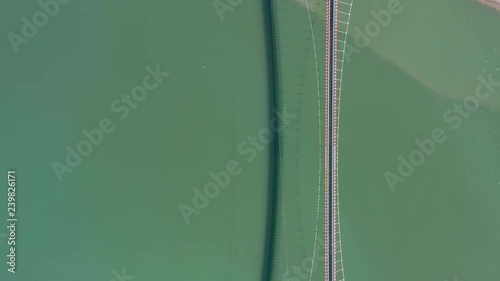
[1,0,499,280]
[0,0,330,278]
[0,1,275,280]
[341,0,500,280]
[269,0,326,279]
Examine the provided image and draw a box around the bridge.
[325,0,353,281]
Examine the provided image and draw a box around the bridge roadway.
[324,0,337,280]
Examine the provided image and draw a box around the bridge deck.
[324,0,337,280]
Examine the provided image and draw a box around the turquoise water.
[0,1,277,280]
[1,0,499,280]
[341,0,500,280]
